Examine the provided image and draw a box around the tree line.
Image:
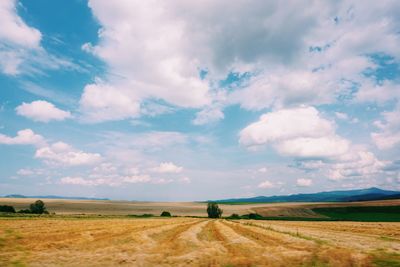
[0,200,48,214]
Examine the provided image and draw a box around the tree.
[160,211,171,217]
[29,200,47,214]
[0,205,16,213]
[229,213,240,219]
[207,202,223,218]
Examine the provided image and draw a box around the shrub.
[248,213,263,220]
[0,205,16,213]
[160,211,171,217]
[207,202,223,218]
[229,213,240,219]
[29,200,47,214]
[18,209,31,213]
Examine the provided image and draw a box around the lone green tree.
[207,202,223,218]
[29,200,47,214]
[160,211,171,217]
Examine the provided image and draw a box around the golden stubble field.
[1,217,399,267]
[1,198,399,217]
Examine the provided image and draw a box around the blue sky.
[0,0,400,201]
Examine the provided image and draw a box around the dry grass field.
[1,217,399,266]
[1,198,399,217]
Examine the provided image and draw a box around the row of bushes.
[0,200,48,214]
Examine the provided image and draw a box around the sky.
[0,0,400,201]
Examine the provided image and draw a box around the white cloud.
[16,100,72,122]
[16,168,34,176]
[103,131,188,152]
[152,178,174,185]
[192,106,224,125]
[0,129,45,146]
[80,0,332,122]
[327,148,386,181]
[60,174,152,187]
[258,180,274,189]
[335,112,349,120]
[296,178,312,187]
[35,142,102,167]
[79,1,400,122]
[239,106,350,159]
[153,162,183,173]
[0,0,80,75]
[0,1,41,48]
[179,177,191,184]
[258,167,267,173]
[371,105,400,149]
[79,82,141,122]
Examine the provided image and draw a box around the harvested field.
[1,198,399,217]
[1,217,399,266]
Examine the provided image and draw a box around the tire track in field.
[223,220,316,249]
[226,220,373,266]
[221,220,320,265]
[131,219,208,266]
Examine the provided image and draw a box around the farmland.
[1,198,400,266]
[1,198,399,218]
[1,217,399,266]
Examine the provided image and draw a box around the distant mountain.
[214,187,400,203]
[3,194,109,201]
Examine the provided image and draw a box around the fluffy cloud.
[258,180,274,189]
[16,100,72,122]
[0,0,78,75]
[371,105,400,149]
[153,162,183,173]
[35,142,102,167]
[296,178,312,187]
[79,1,400,122]
[327,149,386,180]
[0,0,41,75]
[192,106,224,125]
[239,106,350,159]
[80,0,333,122]
[0,0,41,48]
[60,174,151,187]
[79,82,141,122]
[0,129,45,146]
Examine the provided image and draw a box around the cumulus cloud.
[258,180,274,189]
[335,112,349,120]
[16,100,72,122]
[77,1,400,123]
[258,167,267,173]
[192,106,224,125]
[327,148,386,180]
[153,162,183,173]
[371,105,400,149]
[79,82,141,122]
[0,0,80,75]
[296,178,312,187]
[79,0,329,122]
[60,174,154,187]
[0,0,41,74]
[35,142,102,167]
[239,106,350,159]
[0,129,45,146]
[0,1,41,48]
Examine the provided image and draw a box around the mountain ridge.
[213,187,400,203]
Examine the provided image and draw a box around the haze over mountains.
[214,187,400,203]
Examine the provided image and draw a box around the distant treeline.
[0,200,49,214]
